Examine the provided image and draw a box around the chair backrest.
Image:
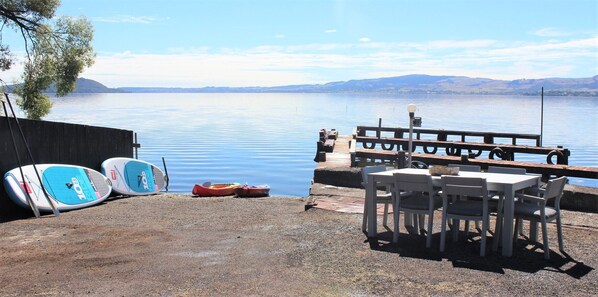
[441,176,488,198]
[488,166,526,175]
[543,176,568,205]
[448,164,481,172]
[393,173,433,193]
[361,165,387,187]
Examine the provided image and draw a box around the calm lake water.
[28,93,598,195]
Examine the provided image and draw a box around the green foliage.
[0,0,95,119]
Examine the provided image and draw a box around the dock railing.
[354,125,569,165]
[351,126,597,181]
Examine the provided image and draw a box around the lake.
[26,93,598,195]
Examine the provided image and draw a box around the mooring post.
[133,132,141,159]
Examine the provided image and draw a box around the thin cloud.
[359,37,371,42]
[531,27,569,37]
[324,29,337,33]
[52,36,598,87]
[275,34,285,39]
[92,15,170,24]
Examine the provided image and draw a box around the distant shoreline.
[16,74,596,96]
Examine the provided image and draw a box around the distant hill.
[5,75,597,95]
[5,77,125,93]
[47,78,125,93]
[117,74,598,96]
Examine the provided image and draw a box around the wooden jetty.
[312,129,598,212]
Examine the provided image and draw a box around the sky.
[2,0,597,88]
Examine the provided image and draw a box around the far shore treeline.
[7,74,598,96]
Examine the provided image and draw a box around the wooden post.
[133,132,141,159]
[397,151,406,168]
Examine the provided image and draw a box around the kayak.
[234,185,270,198]
[192,182,241,197]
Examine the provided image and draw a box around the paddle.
[2,99,40,217]
[3,93,59,217]
[162,157,169,192]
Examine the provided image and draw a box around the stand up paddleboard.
[101,157,166,196]
[3,164,112,212]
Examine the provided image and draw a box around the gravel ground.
[0,194,597,296]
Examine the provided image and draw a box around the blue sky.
[3,0,598,87]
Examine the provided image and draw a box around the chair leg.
[440,211,448,252]
[426,210,434,248]
[480,217,488,257]
[513,218,521,244]
[393,208,400,243]
[557,215,564,252]
[405,212,412,228]
[418,214,425,235]
[362,200,368,233]
[392,196,400,243]
[541,217,550,260]
[452,219,459,242]
[492,209,503,252]
[412,213,419,234]
[382,203,389,228]
[464,220,470,237]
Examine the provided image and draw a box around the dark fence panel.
[0,117,134,217]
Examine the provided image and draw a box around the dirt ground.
[1,193,597,296]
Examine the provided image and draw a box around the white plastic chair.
[488,166,526,175]
[513,176,567,260]
[448,163,482,234]
[440,176,491,256]
[392,173,441,248]
[361,165,394,232]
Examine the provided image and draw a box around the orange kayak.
[234,185,270,198]
[192,182,241,197]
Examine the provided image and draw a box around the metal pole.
[407,112,414,168]
[540,87,544,147]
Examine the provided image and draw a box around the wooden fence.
[0,117,134,217]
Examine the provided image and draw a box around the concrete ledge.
[313,167,362,188]
[561,185,598,213]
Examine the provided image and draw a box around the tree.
[0,0,95,119]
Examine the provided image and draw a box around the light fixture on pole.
[407,104,416,168]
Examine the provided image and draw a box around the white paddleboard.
[101,157,165,196]
[3,164,112,212]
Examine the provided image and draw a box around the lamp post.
[407,103,416,168]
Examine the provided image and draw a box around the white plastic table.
[366,168,540,257]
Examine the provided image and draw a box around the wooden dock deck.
[316,135,352,169]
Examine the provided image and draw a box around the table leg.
[367,175,377,237]
[501,184,515,257]
[492,193,504,252]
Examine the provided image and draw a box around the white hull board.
[3,164,112,212]
[101,157,165,196]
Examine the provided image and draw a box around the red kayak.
[234,185,270,198]
[192,182,241,197]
